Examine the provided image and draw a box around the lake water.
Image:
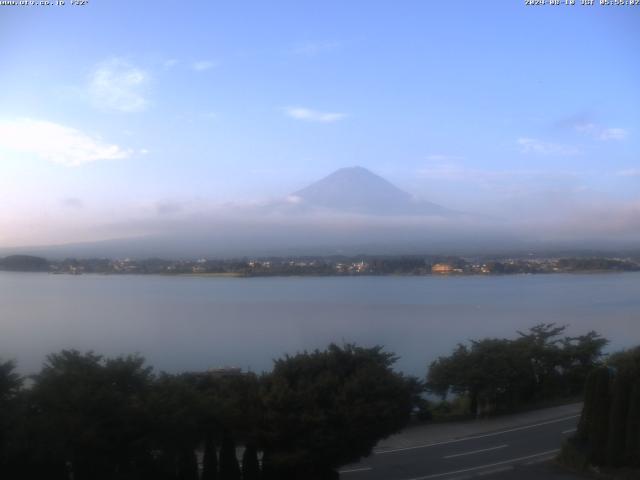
[1,272,639,376]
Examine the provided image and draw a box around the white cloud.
[292,41,340,56]
[88,58,149,112]
[617,168,640,177]
[599,127,628,141]
[192,60,217,72]
[0,118,132,167]
[574,123,628,141]
[284,106,346,123]
[286,195,303,204]
[517,137,580,156]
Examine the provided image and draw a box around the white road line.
[523,456,554,466]
[375,415,579,454]
[562,428,577,434]
[443,444,508,459]
[477,466,514,476]
[404,449,560,480]
[339,466,373,474]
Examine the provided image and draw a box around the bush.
[558,437,590,471]
[259,344,416,475]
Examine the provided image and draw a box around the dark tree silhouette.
[177,448,199,480]
[625,383,640,467]
[0,360,23,476]
[605,371,632,466]
[27,351,154,479]
[586,367,611,465]
[260,343,416,477]
[428,325,608,417]
[569,346,640,469]
[219,432,241,480]
[260,450,277,480]
[202,437,218,480]
[241,444,260,480]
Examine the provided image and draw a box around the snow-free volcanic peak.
[292,166,447,215]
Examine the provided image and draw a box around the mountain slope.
[290,166,448,215]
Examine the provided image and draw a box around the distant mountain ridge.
[287,166,449,215]
[0,167,472,259]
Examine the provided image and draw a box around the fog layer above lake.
[1,272,639,376]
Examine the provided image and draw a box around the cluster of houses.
[24,254,640,276]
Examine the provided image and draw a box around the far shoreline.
[2,253,639,277]
[1,269,639,279]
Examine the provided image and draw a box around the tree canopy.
[0,344,419,480]
[259,344,418,478]
[427,324,608,417]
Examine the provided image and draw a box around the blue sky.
[0,1,638,246]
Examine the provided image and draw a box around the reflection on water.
[1,272,639,376]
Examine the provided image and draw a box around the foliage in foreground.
[0,344,418,480]
[563,346,640,471]
[426,324,608,417]
[260,345,415,478]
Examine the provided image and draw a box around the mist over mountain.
[1,166,639,260]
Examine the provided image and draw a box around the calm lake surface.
[1,272,639,376]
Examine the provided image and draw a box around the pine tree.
[625,383,640,467]
[241,444,260,480]
[588,367,611,465]
[219,433,241,480]
[576,367,598,441]
[605,372,632,466]
[259,450,275,480]
[177,449,199,480]
[202,438,218,480]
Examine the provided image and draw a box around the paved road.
[339,414,581,480]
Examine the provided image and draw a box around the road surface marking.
[477,466,513,476]
[524,456,554,465]
[339,466,373,474]
[404,449,560,480]
[562,428,577,434]
[375,415,579,454]
[443,444,508,459]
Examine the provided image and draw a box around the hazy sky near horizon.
[0,1,639,247]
